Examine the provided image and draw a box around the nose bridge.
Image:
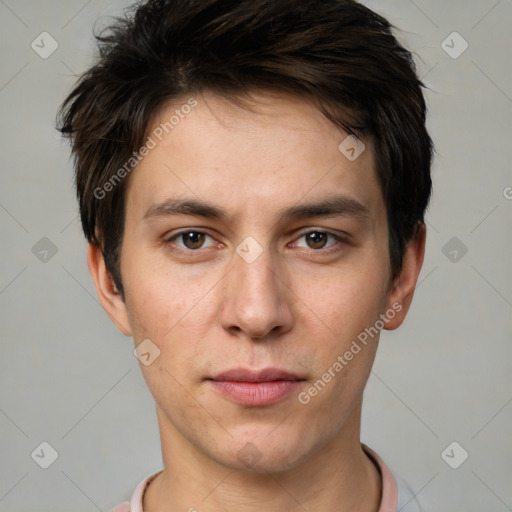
[220,238,292,338]
[235,242,279,296]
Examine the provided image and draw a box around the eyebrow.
[143,195,370,223]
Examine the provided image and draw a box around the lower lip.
[207,380,304,406]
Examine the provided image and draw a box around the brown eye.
[305,231,329,249]
[293,230,341,251]
[167,231,216,250]
[181,231,205,249]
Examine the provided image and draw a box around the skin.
[88,90,426,512]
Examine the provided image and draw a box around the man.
[57,0,433,510]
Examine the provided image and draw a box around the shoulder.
[361,443,428,512]
[111,502,130,512]
[396,476,424,512]
[110,469,163,512]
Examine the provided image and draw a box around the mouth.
[206,367,307,406]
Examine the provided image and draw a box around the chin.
[219,430,313,474]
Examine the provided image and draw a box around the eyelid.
[294,227,350,240]
[165,229,219,250]
[290,228,348,251]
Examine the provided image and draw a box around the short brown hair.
[57,0,433,299]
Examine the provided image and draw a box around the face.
[90,90,424,474]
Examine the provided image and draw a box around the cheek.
[298,267,388,345]
[123,263,219,391]
[123,252,212,337]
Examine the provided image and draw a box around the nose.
[219,243,293,340]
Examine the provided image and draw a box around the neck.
[144,401,381,512]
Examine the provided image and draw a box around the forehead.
[125,90,384,224]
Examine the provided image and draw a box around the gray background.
[0,0,511,510]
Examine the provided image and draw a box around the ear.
[87,243,132,336]
[383,223,426,331]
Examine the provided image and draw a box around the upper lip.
[208,367,305,382]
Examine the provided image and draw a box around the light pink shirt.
[112,443,401,512]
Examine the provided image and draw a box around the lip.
[209,367,304,383]
[206,367,306,406]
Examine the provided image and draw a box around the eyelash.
[164,229,348,255]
